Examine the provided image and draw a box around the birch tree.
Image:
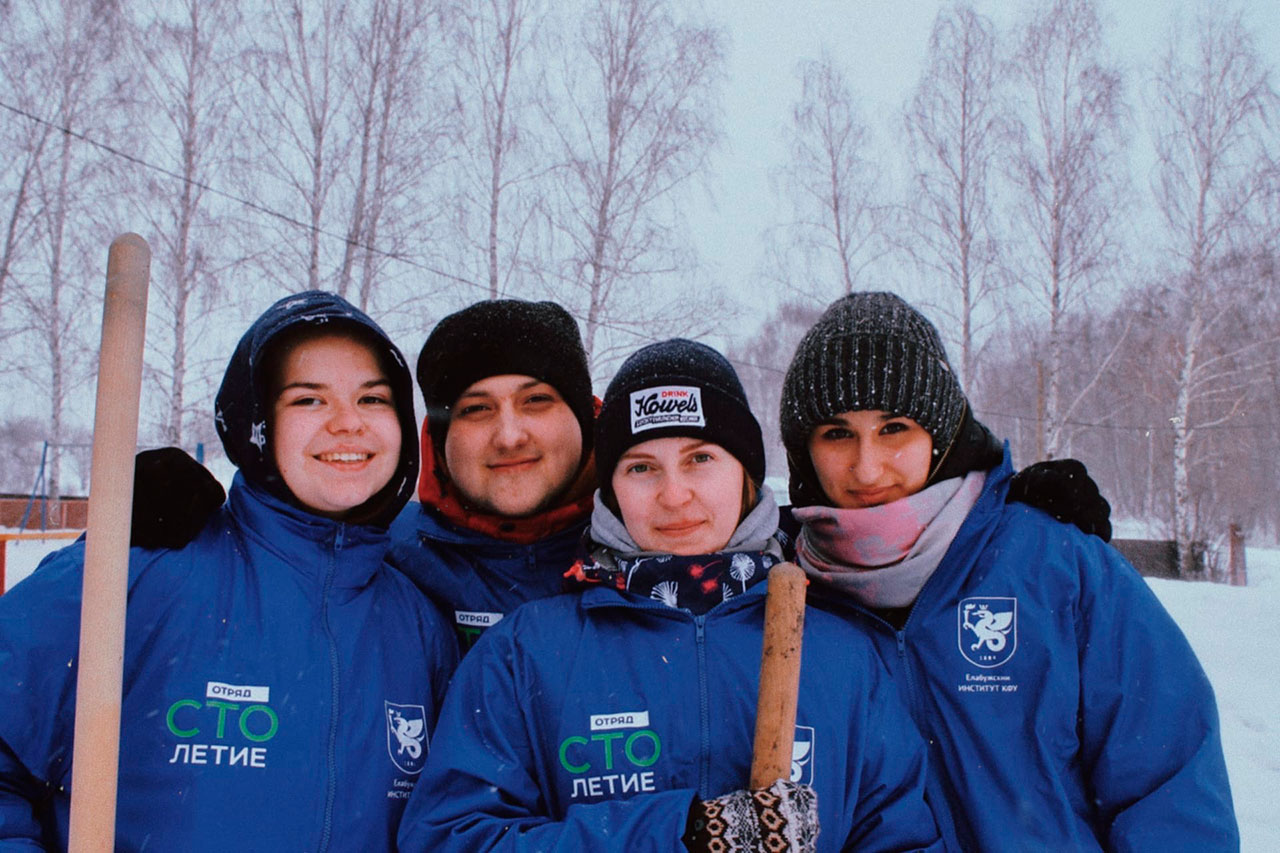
[904,4,1002,392]
[0,30,57,314]
[337,0,449,311]
[1006,0,1125,458]
[452,0,548,298]
[244,0,352,292]
[542,0,724,375]
[8,0,121,501]
[128,0,240,447]
[779,55,885,301]
[1152,12,1276,576]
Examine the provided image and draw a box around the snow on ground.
[1147,548,1280,851]
[2,532,73,590]
[2,534,1277,848]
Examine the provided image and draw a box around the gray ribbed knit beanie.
[780,292,971,504]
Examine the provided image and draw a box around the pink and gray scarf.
[794,471,985,608]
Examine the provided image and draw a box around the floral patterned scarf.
[565,486,783,614]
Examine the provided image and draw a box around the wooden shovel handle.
[69,233,150,853]
[750,561,807,789]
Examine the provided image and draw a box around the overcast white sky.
[692,0,1280,315]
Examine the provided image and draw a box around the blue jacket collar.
[228,472,390,589]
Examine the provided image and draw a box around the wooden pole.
[1227,523,1247,587]
[750,562,807,788]
[68,233,150,853]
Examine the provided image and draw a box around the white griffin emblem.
[385,701,428,774]
[963,603,1013,651]
[790,725,815,785]
[389,709,423,758]
[957,597,1018,668]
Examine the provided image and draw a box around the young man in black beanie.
[387,299,600,652]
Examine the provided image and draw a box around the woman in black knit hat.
[779,291,1236,851]
[400,338,944,853]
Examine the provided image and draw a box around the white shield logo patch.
[958,597,1017,668]
[385,701,427,774]
[790,725,815,785]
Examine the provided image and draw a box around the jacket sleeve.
[398,625,696,852]
[1075,540,1238,849]
[0,545,88,850]
[0,738,49,849]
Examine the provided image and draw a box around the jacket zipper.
[317,525,344,853]
[582,593,760,794]
[694,614,710,793]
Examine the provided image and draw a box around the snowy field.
[3,535,1277,849]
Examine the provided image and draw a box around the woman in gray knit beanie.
[780,291,1001,508]
[776,291,1236,850]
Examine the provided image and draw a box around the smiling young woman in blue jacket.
[0,292,456,851]
[399,338,943,853]
[778,292,1237,851]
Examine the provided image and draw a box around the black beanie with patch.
[780,291,1001,507]
[417,299,594,461]
[596,338,765,487]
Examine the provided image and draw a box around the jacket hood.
[215,291,418,527]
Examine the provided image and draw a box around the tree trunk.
[1172,318,1199,578]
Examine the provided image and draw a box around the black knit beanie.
[416,299,594,461]
[596,338,765,488]
[779,291,1001,507]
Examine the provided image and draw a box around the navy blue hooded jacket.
[807,454,1237,851]
[0,292,457,851]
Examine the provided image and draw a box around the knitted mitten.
[683,779,819,852]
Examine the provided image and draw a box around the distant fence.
[0,530,82,595]
[0,494,88,595]
[1112,539,1183,579]
[1113,524,1247,586]
[0,495,88,530]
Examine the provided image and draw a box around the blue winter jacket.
[808,454,1237,851]
[397,578,944,852]
[0,478,457,851]
[388,504,583,652]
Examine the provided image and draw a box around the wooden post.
[68,234,150,853]
[750,562,807,788]
[1227,523,1247,587]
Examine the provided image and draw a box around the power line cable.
[0,99,671,345]
[4,101,1277,438]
